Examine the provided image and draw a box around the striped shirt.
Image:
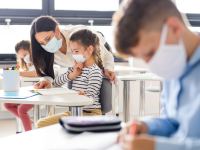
[52,64,103,110]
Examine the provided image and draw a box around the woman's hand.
[68,60,83,79]
[104,69,116,84]
[121,135,155,150]
[78,91,89,98]
[117,121,149,143]
[33,80,51,89]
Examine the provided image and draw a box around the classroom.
[0,0,200,150]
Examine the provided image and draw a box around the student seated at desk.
[15,40,38,77]
[4,40,38,132]
[34,29,103,128]
[113,0,200,150]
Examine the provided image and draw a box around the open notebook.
[33,88,77,96]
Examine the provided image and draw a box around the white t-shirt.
[54,25,114,71]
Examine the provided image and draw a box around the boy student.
[113,0,200,150]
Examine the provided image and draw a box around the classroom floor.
[0,113,160,139]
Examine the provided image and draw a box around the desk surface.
[0,124,120,150]
[0,124,76,150]
[114,65,148,73]
[0,87,93,106]
[117,73,162,81]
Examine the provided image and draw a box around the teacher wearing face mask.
[30,16,115,84]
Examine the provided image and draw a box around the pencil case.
[59,115,121,133]
[3,70,20,92]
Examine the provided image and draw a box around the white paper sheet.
[35,88,77,96]
[51,132,119,150]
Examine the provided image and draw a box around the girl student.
[34,29,103,128]
[4,40,37,132]
[15,40,38,77]
[30,15,116,84]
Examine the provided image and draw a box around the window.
[176,0,200,26]
[176,0,200,14]
[55,0,119,11]
[0,0,42,10]
[0,25,31,54]
[0,0,120,25]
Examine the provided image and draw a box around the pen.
[129,123,137,135]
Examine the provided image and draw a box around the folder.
[0,91,39,99]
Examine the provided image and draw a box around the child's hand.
[117,121,149,143]
[69,60,83,79]
[78,91,89,98]
[121,135,155,150]
[33,80,51,89]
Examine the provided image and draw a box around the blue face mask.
[41,36,62,53]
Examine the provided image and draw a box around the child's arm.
[53,61,83,87]
[52,67,74,87]
[20,70,38,77]
[139,108,179,137]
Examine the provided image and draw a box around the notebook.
[34,88,77,96]
[0,91,39,99]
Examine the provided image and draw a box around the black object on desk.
[59,115,121,133]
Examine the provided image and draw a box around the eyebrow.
[71,48,78,51]
[38,36,51,44]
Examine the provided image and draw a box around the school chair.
[67,77,116,116]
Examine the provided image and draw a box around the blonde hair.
[69,29,103,69]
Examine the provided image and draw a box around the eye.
[46,37,50,41]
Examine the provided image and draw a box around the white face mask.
[147,24,187,80]
[72,54,86,63]
[41,36,62,53]
[24,54,32,63]
[72,49,88,63]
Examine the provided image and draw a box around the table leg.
[52,105,55,115]
[123,81,130,122]
[16,117,22,134]
[33,104,40,129]
[139,72,145,117]
[159,81,163,116]
[45,105,50,117]
[115,72,119,117]
[70,107,83,116]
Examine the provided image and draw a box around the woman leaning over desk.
[30,15,116,83]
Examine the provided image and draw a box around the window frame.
[0,0,122,25]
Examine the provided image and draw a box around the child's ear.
[88,45,94,54]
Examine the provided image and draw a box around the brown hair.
[15,40,32,71]
[30,16,59,79]
[69,29,103,69]
[112,0,184,56]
